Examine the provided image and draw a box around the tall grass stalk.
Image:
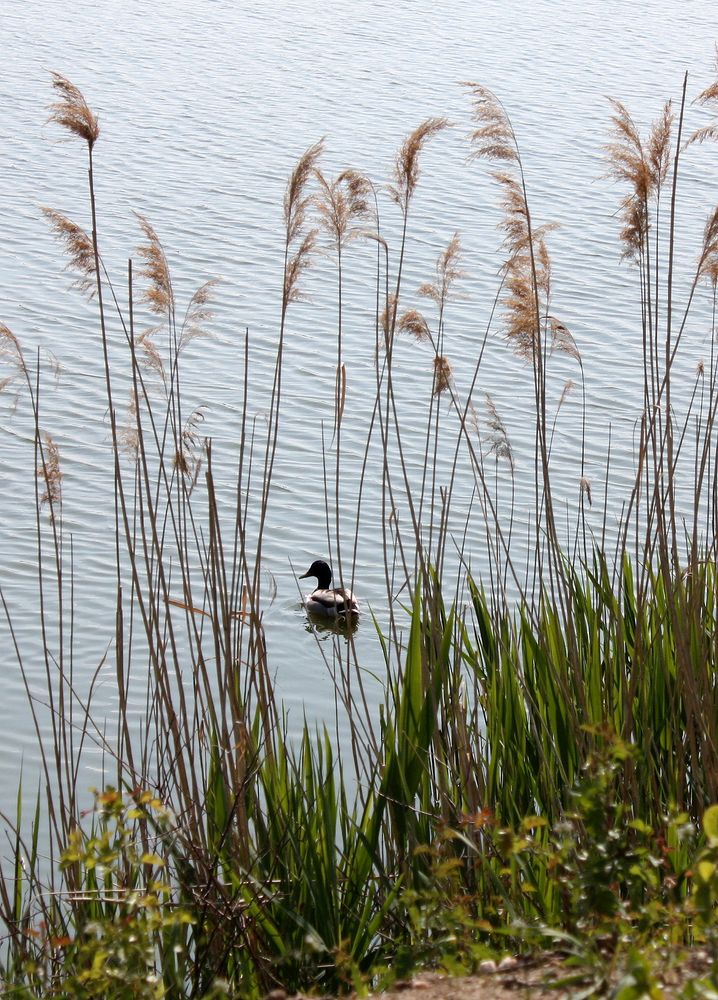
[1,65,718,995]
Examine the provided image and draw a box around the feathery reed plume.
[579,476,593,507]
[119,387,139,458]
[37,432,62,522]
[0,324,28,382]
[419,231,465,307]
[41,207,96,297]
[283,140,323,304]
[136,215,174,315]
[557,379,575,411]
[315,169,373,250]
[464,83,518,163]
[336,362,347,426]
[284,140,323,243]
[47,351,63,386]
[179,278,220,351]
[174,405,206,490]
[432,354,453,396]
[606,99,651,198]
[606,98,673,259]
[284,231,317,305]
[465,83,557,360]
[494,171,558,257]
[648,101,674,187]
[485,393,514,469]
[48,73,99,148]
[379,293,397,349]
[618,198,649,263]
[390,118,448,211]
[698,206,718,286]
[136,326,166,384]
[467,399,480,437]
[397,308,431,343]
[689,51,718,146]
[549,317,582,363]
[502,242,552,360]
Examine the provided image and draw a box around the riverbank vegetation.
[1,67,718,996]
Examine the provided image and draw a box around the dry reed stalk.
[465,80,587,721]
[374,120,451,603]
[314,166,373,610]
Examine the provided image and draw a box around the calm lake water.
[1,0,717,809]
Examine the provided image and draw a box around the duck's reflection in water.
[302,606,360,639]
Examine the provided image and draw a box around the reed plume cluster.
[1,63,718,999]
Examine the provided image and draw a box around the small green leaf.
[703,805,718,843]
[697,860,716,883]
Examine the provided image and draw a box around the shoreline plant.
[0,63,718,996]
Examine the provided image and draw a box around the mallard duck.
[299,559,359,619]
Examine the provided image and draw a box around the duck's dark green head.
[299,559,333,590]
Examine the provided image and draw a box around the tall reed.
[1,62,718,995]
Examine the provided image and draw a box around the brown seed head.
[0,324,28,381]
[284,229,318,305]
[580,476,593,506]
[180,278,220,351]
[136,215,174,315]
[137,326,166,384]
[463,83,518,164]
[419,232,465,307]
[378,293,398,350]
[37,432,63,522]
[48,73,100,148]
[432,354,453,396]
[485,393,514,469]
[647,101,673,189]
[606,97,652,203]
[284,140,324,244]
[390,118,448,210]
[119,387,140,459]
[397,309,431,344]
[549,317,581,364]
[175,405,207,492]
[315,169,373,251]
[42,207,96,297]
[689,50,718,145]
[699,205,718,287]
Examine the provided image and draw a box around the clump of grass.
[2,62,718,997]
